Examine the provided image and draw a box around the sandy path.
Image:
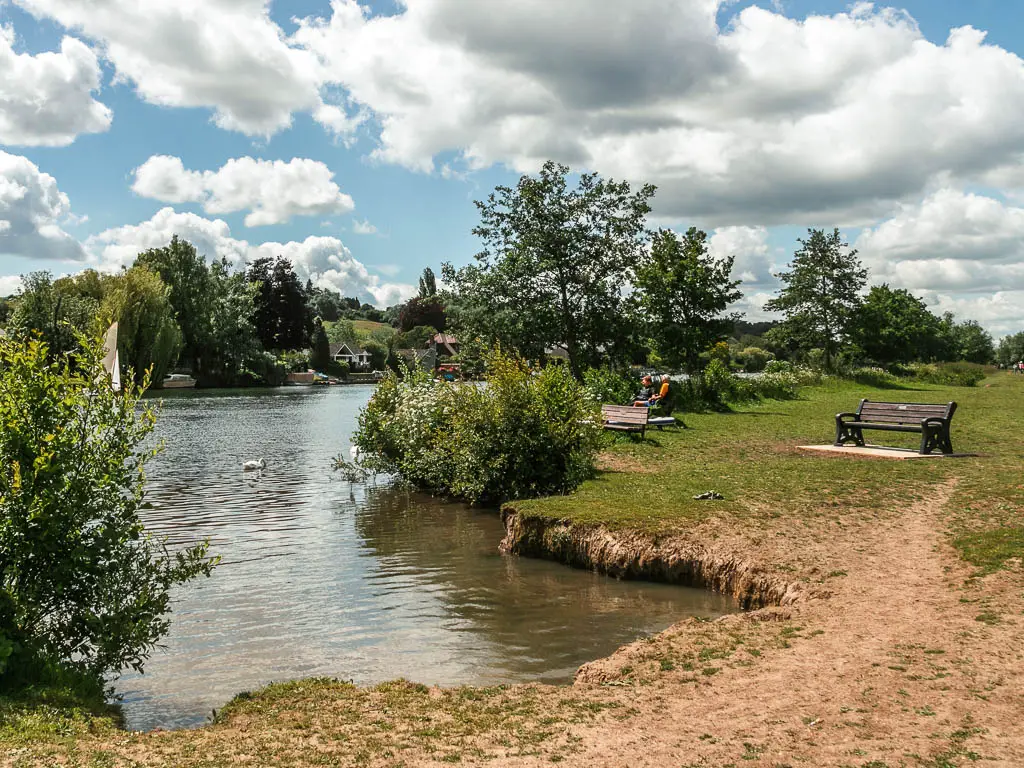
[525,484,1024,767]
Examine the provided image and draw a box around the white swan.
[243,458,266,471]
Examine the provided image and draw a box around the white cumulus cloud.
[11,0,330,137]
[0,25,112,146]
[0,151,87,263]
[131,155,356,227]
[855,189,1024,295]
[0,25,111,147]
[85,208,413,307]
[295,0,1024,225]
[0,274,23,296]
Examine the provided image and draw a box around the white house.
[329,342,371,370]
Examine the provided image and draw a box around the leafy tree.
[0,333,216,681]
[8,272,99,360]
[247,257,313,350]
[634,228,741,375]
[398,296,446,333]
[764,228,867,371]
[363,339,389,371]
[395,325,438,350]
[100,266,183,386]
[996,331,1024,366]
[418,267,437,298]
[272,258,312,349]
[947,317,994,364]
[136,237,214,373]
[307,285,345,322]
[54,269,109,303]
[327,319,359,345]
[851,284,944,364]
[444,160,655,380]
[203,259,262,386]
[310,318,331,372]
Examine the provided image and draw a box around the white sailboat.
[100,322,121,392]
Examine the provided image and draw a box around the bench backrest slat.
[856,400,955,423]
[602,405,649,425]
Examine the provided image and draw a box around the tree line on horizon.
[438,161,997,382]
[0,161,1012,386]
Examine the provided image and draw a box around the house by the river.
[329,342,371,371]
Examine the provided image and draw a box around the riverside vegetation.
[5,369,1023,766]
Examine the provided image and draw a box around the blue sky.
[2,0,1024,331]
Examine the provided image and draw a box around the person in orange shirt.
[649,375,671,411]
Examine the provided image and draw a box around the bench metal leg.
[834,419,864,447]
[920,426,953,455]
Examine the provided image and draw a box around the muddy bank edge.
[499,507,802,611]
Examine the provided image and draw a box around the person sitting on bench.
[631,375,654,406]
[632,375,671,412]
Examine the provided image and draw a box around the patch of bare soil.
[561,481,1024,767]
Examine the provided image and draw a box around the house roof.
[329,342,368,357]
[431,333,459,356]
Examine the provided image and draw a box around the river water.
[116,386,737,731]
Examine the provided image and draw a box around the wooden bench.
[602,405,648,438]
[834,399,957,455]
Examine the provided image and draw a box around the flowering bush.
[353,350,601,504]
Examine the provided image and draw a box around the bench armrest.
[836,412,858,421]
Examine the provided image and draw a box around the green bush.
[583,367,637,405]
[910,362,987,387]
[735,346,774,373]
[353,349,601,504]
[279,349,310,373]
[851,366,903,388]
[686,359,809,409]
[0,334,216,684]
[327,360,350,380]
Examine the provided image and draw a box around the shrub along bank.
[353,350,602,504]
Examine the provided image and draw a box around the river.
[116,385,737,731]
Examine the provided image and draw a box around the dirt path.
[536,484,1024,767]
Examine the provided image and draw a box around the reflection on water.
[117,386,736,731]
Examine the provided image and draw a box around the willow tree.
[764,228,867,371]
[100,266,182,385]
[445,161,655,379]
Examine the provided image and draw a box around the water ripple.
[115,386,737,732]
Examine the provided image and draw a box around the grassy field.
[3,373,1022,765]
[513,373,1024,572]
[351,320,394,335]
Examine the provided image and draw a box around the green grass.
[511,374,1024,571]
[352,319,394,334]
[952,527,1024,575]
[0,661,121,747]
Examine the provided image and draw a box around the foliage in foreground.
[0,334,217,684]
[353,350,602,503]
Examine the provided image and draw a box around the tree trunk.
[556,265,584,381]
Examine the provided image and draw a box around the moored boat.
[162,373,197,389]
